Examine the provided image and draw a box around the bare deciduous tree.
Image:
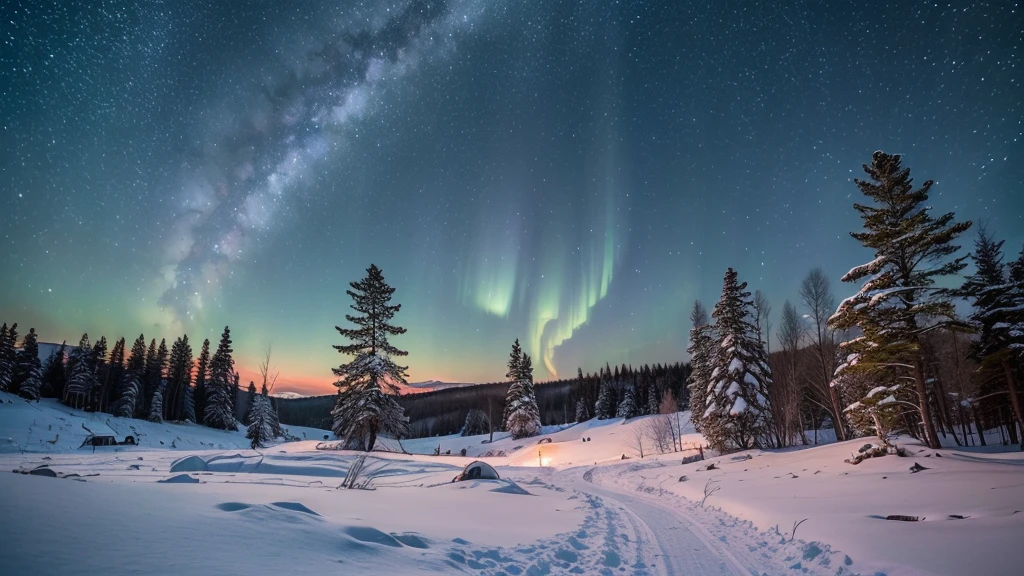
[772,300,808,446]
[626,424,646,459]
[753,290,773,353]
[799,267,848,441]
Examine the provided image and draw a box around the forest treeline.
[3,152,1021,452]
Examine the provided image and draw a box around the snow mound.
[270,502,319,516]
[169,455,207,473]
[159,474,199,484]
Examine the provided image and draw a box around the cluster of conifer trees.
[687,151,1024,453]
[0,324,256,433]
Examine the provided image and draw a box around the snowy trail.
[572,468,741,576]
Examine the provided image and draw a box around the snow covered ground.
[2,391,1022,575]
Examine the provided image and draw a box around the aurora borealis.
[2,1,1022,395]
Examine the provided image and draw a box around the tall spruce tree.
[87,336,108,411]
[262,383,281,437]
[504,349,541,439]
[0,323,16,393]
[686,301,715,434]
[204,327,238,430]
[706,268,774,451]
[594,363,615,419]
[575,398,589,423]
[41,341,66,399]
[960,228,1024,439]
[149,384,164,422]
[616,384,639,419]
[15,328,42,400]
[331,264,410,450]
[193,338,211,421]
[116,335,146,418]
[164,336,193,421]
[246,393,274,449]
[244,381,257,425]
[501,339,524,429]
[99,337,125,413]
[64,334,97,410]
[829,151,971,449]
[140,339,158,416]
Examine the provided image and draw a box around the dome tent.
[452,460,500,482]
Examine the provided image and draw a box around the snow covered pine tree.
[502,339,542,439]
[705,268,774,452]
[246,393,274,449]
[204,327,238,431]
[331,264,411,451]
[829,151,971,450]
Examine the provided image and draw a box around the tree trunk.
[973,406,987,446]
[913,356,941,449]
[828,385,847,442]
[1001,358,1024,447]
[366,428,377,452]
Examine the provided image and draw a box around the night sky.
[2,1,1021,395]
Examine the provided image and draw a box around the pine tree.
[87,336,108,411]
[246,394,274,449]
[501,339,524,429]
[595,363,615,419]
[706,268,774,451]
[183,382,197,423]
[331,265,411,450]
[149,384,164,422]
[0,323,16,393]
[244,381,257,424]
[686,301,715,433]
[99,337,125,413]
[41,341,66,399]
[461,409,490,436]
[193,338,211,421]
[504,351,541,439]
[204,327,238,430]
[575,398,589,423]
[645,373,661,416]
[14,328,42,400]
[616,384,639,419]
[64,334,97,410]
[116,335,146,418]
[960,228,1024,439]
[829,151,971,449]
[144,338,168,414]
[261,383,281,437]
[164,336,193,421]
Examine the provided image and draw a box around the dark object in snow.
[680,454,703,465]
[29,466,57,477]
[79,435,118,448]
[537,437,552,444]
[452,460,500,482]
[948,514,968,520]
[885,515,922,522]
[678,475,688,482]
[705,462,718,471]
[909,462,930,474]
[324,435,330,441]
[460,448,467,457]
[79,435,136,450]
[587,437,591,441]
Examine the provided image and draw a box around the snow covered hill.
[0,391,330,453]
[2,391,1022,575]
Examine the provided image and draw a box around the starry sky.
[2,1,1022,395]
